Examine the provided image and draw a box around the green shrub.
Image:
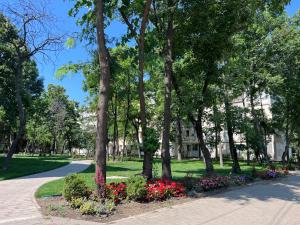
[63,174,91,201]
[79,201,97,215]
[126,175,147,201]
[47,205,65,213]
[70,197,85,209]
[104,200,116,213]
[97,200,116,215]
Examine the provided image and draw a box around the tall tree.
[93,0,112,198]
[118,0,153,178]
[1,1,63,170]
[269,12,300,164]
[151,0,177,179]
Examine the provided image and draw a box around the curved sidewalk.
[1,164,300,225]
[0,160,91,225]
[112,172,300,225]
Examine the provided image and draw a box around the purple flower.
[267,170,277,178]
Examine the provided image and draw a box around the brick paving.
[0,160,91,225]
[1,161,300,225]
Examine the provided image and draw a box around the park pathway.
[1,166,300,225]
[0,160,91,225]
[111,172,300,225]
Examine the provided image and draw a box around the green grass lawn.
[36,158,264,198]
[0,154,70,180]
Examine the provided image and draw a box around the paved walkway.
[111,172,300,225]
[1,165,300,225]
[0,160,91,225]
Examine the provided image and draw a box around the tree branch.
[118,8,138,41]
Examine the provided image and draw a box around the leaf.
[65,37,76,49]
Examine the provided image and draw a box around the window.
[186,145,190,152]
[193,144,198,151]
[186,130,190,137]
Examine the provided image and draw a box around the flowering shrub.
[106,182,127,204]
[104,178,185,204]
[230,175,253,186]
[146,179,185,201]
[267,170,277,178]
[196,176,229,192]
[257,170,279,180]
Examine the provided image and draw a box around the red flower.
[106,182,127,205]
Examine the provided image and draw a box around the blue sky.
[37,0,300,106]
[36,0,128,105]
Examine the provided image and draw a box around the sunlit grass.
[0,154,70,180]
[36,158,264,198]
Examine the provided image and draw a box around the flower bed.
[257,169,288,180]
[146,179,185,201]
[57,167,289,216]
[195,176,229,192]
[230,175,253,186]
[106,182,127,204]
[106,178,186,203]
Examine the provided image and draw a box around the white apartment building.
[166,93,287,161]
[76,93,288,161]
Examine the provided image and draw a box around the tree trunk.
[249,91,269,164]
[95,0,111,198]
[112,94,117,161]
[133,121,141,158]
[297,135,300,166]
[213,106,219,160]
[224,96,241,174]
[176,115,183,161]
[219,145,224,168]
[51,136,56,154]
[242,96,250,165]
[143,151,153,179]
[283,108,290,164]
[194,109,214,175]
[171,64,213,174]
[121,73,131,160]
[3,61,25,171]
[138,0,152,179]
[215,130,218,160]
[161,5,174,180]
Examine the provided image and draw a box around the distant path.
[0,160,91,225]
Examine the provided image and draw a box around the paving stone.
[1,161,300,225]
[0,160,91,225]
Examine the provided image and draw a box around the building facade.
[165,93,287,161]
[76,93,288,161]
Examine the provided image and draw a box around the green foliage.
[70,197,85,209]
[63,174,91,201]
[95,200,116,215]
[65,37,76,49]
[126,175,147,200]
[47,205,65,213]
[79,200,97,215]
[143,128,160,153]
[78,199,115,215]
[0,13,43,148]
